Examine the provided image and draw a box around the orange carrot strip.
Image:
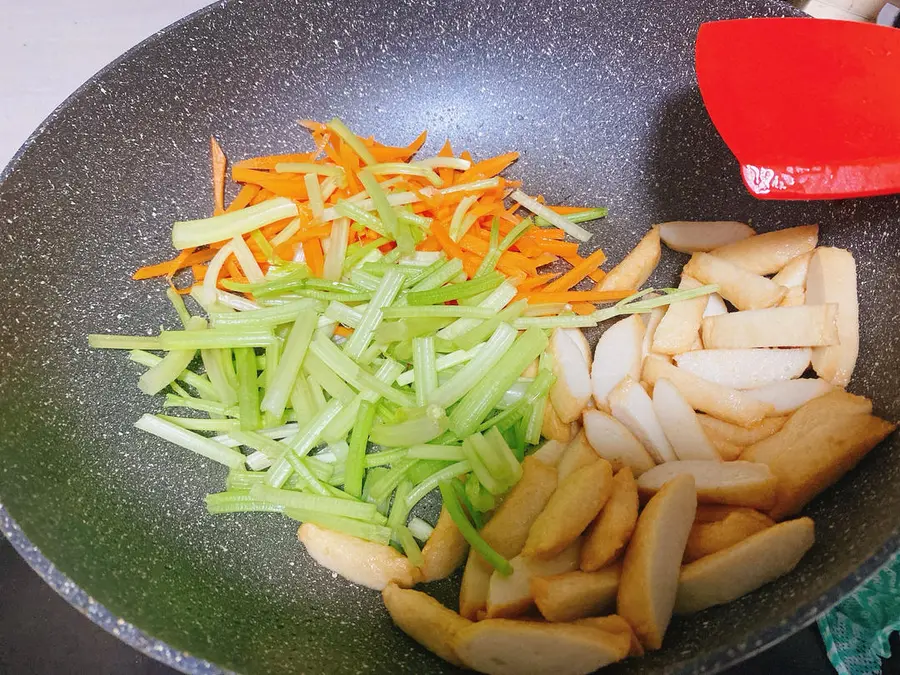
[299,120,326,133]
[416,235,442,252]
[133,248,218,280]
[520,290,633,304]
[529,228,567,240]
[516,273,561,292]
[232,152,315,171]
[521,237,579,257]
[571,303,597,315]
[548,205,592,215]
[233,167,308,200]
[224,259,249,286]
[457,151,519,183]
[532,252,558,268]
[225,184,261,213]
[210,137,227,216]
[437,140,455,186]
[544,248,607,292]
[192,264,207,283]
[368,129,427,162]
[249,188,275,206]
[303,238,325,277]
[334,325,355,338]
[561,253,606,283]
[431,222,467,261]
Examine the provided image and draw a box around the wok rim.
[1,1,897,673]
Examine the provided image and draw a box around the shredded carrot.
[528,228,567,240]
[561,253,606,283]
[457,152,519,184]
[334,325,355,338]
[519,290,634,304]
[303,238,325,277]
[516,273,561,293]
[249,188,276,206]
[531,252,558,268]
[210,136,227,216]
[571,303,597,315]
[544,249,607,293]
[368,130,427,163]
[224,259,249,286]
[232,152,314,171]
[226,184,261,213]
[133,248,219,280]
[522,237,579,258]
[233,167,308,200]
[416,235,442,252]
[192,264,207,282]
[548,205,591,215]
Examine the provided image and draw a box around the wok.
[1,0,898,673]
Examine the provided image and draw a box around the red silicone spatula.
[695,18,900,200]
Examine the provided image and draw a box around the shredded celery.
[172,197,299,249]
[535,206,608,227]
[369,406,448,447]
[343,268,404,359]
[439,482,511,575]
[233,347,261,431]
[326,118,377,165]
[259,308,316,419]
[368,162,442,187]
[412,336,437,406]
[134,414,245,468]
[205,491,285,515]
[509,189,592,242]
[407,516,434,541]
[405,272,504,306]
[407,444,466,461]
[284,508,392,544]
[405,460,471,509]
[88,334,163,350]
[129,349,218,401]
[436,281,518,340]
[159,328,275,350]
[250,483,378,521]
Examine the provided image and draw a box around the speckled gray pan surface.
[0,0,898,673]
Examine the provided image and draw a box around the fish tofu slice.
[421,506,470,582]
[636,460,777,510]
[523,459,614,559]
[701,304,839,349]
[583,409,657,476]
[642,355,775,428]
[581,467,640,571]
[806,247,859,387]
[710,225,818,275]
[684,252,786,310]
[741,391,896,520]
[657,221,755,253]
[675,518,815,614]
[673,348,811,390]
[617,474,697,650]
[453,618,632,675]
[596,228,661,292]
[532,566,622,622]
[683,508,775,562]
[383,584,472,666]
[651,275,708,355]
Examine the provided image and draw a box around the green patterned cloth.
[819,551,900,675]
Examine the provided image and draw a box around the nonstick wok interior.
[0,1,898,673]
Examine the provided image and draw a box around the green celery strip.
[449,327,550,437]
[262,338,282,429]
[172,197,299,249]
[285,288,373,303]
[260,307,317,419]
[453,299,527,351]
[409,258,465,292]
[365,448,410,467]
[439,482,511,575]
[367,459,418,504]
[309,334,413,407]
[284,509,392,544]
[88,334,163,350]
[166,287,192,327]
[510,190,591,243]
[349,269,380,291]
[200,348,238,405]
[265,399,344,488]
[405,272,503,306]
[358,169,416,252]
[343,268,405,360]
[405,460,471,509]
[407,517,434,541]
[376,318,453,344]
[407,444,466,461]
[483,426,523,485]
[234,347,261,431]
[322,358,404,442]
[159,329,275,350]
[303,352,357,404]
[429,323,517,408]
[461,436,505,495]
[369,408,448,447]
[134,414,245,468]
[250,483,377,521]
[159,416,237,432]
[129,350,218,400]
[222,266,309,297]
[344,400,377,498]
[290,375,316,422]
[283,452,332,496]
[361,262,422,278]
[525,359,553,445]
[368,162,441,187]
[465,473,495,514]
[436,281,517,340]
[324,301,363,328]
[343,236,391,270]
[211,299,322,328]
[163,394,239,418]
[205,491,285,515]
[383,305,495,320]
[387,479,414,536]
[396,347,480,386]
[454,478,484,528]
[396,525,424,566]
[334,200,391,238]
[412,336,437,407]
[326,118,377,165]
[534,206,608,228]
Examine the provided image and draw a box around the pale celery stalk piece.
[304,173,326,221]
[172,197,299,249]
[429,323,517,408]
[436,281,518,340]
[138,316,207,396]
[129,349,218,401]
[260,307,317,419]
[325,118,377,165]
[322,217,350,281]
[407,516,435,541]
[404,460,472,509]
[367,162,442,187]
[413,336,438,407]
[134,414,245,468]
[412,157,471,171]
[509,189,592,242]
[343,268,405,359]
[231,234,264,283]
[265,398,345,488]
[396,346,481,386]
